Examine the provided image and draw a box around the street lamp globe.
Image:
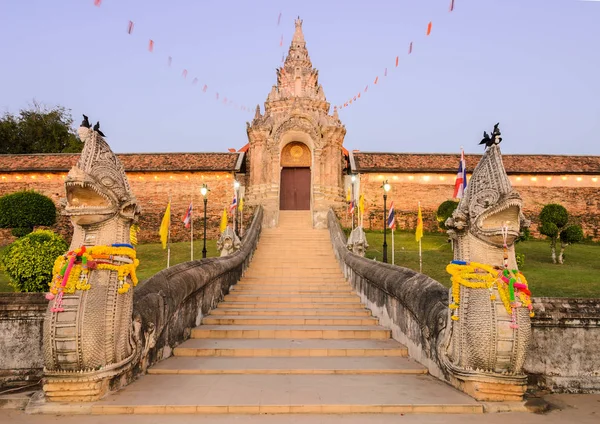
[200,186,208,197]
[351,175,356,183]
[234,181,240,190]
[383,182,391,192]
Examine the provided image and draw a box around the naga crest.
[217,227,242,257]
[65,127,140,226]
[445,144,530,267]
[347,226,369,257]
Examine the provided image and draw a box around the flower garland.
[445,261,534,325]
[46,245,139,312]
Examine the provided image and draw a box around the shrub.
[516,227,531,243]
[0,230,68,292]
[516,252,525,268]
[0,191,57,236]
[436,200,459,230]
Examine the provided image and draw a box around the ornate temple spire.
[283,17,312,70]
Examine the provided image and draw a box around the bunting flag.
[159,201,171,249]
[336,0,456,111]
[358,194,365,216]
[280,35,284,47]
[278,12,282,25]
[90,1,251,114]
[238,197,244,212]
[220,208,228,233]
[192,77,198,85]
[202,85,207,92]
[415,203,423,242]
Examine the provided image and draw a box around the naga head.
[446,144,530,252]
[217,226,241,257]
[347,226,369,257]
[64,126,140,226]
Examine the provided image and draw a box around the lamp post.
[382,180,391,263]
[351,174,356,230]
[233,180,240,237]
[200,184,208,259]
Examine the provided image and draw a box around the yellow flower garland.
[445,261,534,321]
[49,246,139,295]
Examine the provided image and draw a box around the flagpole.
[167,194,171,269]
[392,228,395,265]
[418,202,422,273]
[190,193,194,261]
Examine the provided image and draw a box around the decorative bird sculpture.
[479,131,493,148]
[81,114,91,128]
[491,122,502,144]
[93,121,106,137]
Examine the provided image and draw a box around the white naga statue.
[217,226,241,257]
[442,123,533,401]
[347,226,369,257]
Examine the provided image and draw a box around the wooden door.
[280,167,310,210]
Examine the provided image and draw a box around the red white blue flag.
[182,202,193,228]
[229,194,237,214]
[387,201,396,229]
[349,200,355,214]
[453,149,467,199]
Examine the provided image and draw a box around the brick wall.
[0,171,244,246]
[355,173,600,240]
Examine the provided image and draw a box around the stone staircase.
[93,211,482,415]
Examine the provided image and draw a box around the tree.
[0,191,57,236]
[0,101,83,154]
[538,204,583,264]
[436,200,459,230]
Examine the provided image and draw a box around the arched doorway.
[280,142,311,210]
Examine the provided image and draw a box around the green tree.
[0,191,57,236]
[1,230,68,292]
[539,204,583,264]
[436,200,459,230]
[0,101,83,154]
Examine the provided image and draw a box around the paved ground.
[2,394,599,424]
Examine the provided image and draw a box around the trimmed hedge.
[0,230,68,292]
[0,191,56,236]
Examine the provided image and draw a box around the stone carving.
[347,226,369,256]
[442,133,532,401]
[217,227,241,257]
[42,124,142,402]
[281,141,311,167]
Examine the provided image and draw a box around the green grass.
[358,229,600,298]
[0,241,220,293]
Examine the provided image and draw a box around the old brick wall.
[0,171,244,246]
[355,174,600,240]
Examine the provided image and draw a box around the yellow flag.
[415,202,423,242]
[358,194,364,215]
[159,202,170,249]
[220,207,228,233]
[346,187,351,202]
[238,198,244,212]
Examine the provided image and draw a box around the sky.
[1,0,599,156]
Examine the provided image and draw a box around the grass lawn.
[359,230,600,298]
[0,241,220,293]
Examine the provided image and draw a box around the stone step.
[239,277,347,284]
[148,356,427,375]
[92,374,483,415]
[173,339,408,357]
[217,302,365,309]
[230,288,354,295]
[209,308,372,317]
[191,325,391,340]
[202,315,379,326]
[223,294,361,303]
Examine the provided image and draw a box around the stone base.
[450,375,527,402]
[43,378,110,403]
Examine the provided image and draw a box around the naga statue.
[347,226,369,257]
[217,226,241,257]
[42,119,142,402]
[442,124,533,401]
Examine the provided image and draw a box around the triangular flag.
[395,56,399,67]
[374,76,379,84]
[416,203,423,242]
[427,22,432,36]
[408,42,413,54]
[148,40,154,52]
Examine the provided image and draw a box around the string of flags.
[335,0,456,111]
[92,0,253,113]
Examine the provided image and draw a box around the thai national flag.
[229,194,237,214]
[182,202,193,228]
[453,149,467,199]
[349,200,355,214]
[387,201,396,229]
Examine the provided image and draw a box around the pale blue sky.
[1,0,599,155]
